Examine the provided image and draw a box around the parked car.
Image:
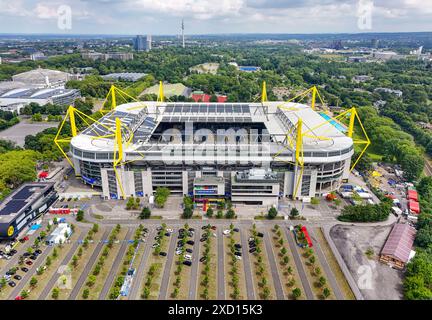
[234,244,242,249]
[25,261,33,266]
[249,248,257,253]
[199,257,206,263]
[23,252,31,257]
[151,243,159,248]
[8,281,16,287]
[184,254,192,260]
[13,275,22,281]
[183,260,192,266]
[234,251,242,257]
[29,255,37,260]
[257,232,264,238]
[185,248,193,253]
[211,226,217,230]
[235,255,242,260]
[186,240,195,245]
[20,267,28,273]
[200,237,207,242]
[233,228,239,232]
[164,232,171,237]
[35,249,42,255]
[175,250,183,255]
[159,252,167,257]
[223,230,231,235]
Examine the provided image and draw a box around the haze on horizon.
[0,0,431,35]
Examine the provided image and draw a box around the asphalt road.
[240,228,256,300]
[217,228,225,300]
[158,228,177,300]
[99,227,134,300]
[68,227,112,300]
[38,229,88,300]
[308,228,344,300]
[8,246,53,300]
[263,227,285,300]
[284,227,314,300]
[188,229,201,299]
[128,228,156,300]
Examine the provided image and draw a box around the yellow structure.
[157,81,164,102]
[261,81,267,103]
[100,85,143,113]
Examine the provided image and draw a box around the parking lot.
[1,219,355,300]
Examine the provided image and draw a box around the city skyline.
[0,0,431,35]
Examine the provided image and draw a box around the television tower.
[181,19,185,48]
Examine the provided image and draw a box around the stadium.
[58,83,369,206]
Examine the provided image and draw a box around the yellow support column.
[111,85,117,110]
[261,81,267,103]
[157,81,164,102]
[68,106,77,137]
[115,117,123,162]
[295,119,303,163]
[347,108,356,138]
[311,86,317,110]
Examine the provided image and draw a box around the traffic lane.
[68,227,112,300]
[240,226,256,300]
[188,228,201,299]
[128,228,156,300]
[158,227,177,300]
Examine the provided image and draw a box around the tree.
[323,287,331,299]
[52,287,60,299]
[225,208,235,219]
[30,277,38,288]
[290,207,299,219]
[31,113,43,122]
[140,207,151,219]
[155,187,170,208]
[318,276,327,287]
[76,210,84,221]
[267,207,278,219]
[206,207,214,218]
[92,224,99,233]
[82,288,90,299]
[72,255,79,267]
[182,206,193,219]
[20,290,29,299]
[216,210,224,219]
[292,288,301,300]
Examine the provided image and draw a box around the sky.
[0,0,431,35]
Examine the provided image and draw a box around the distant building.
[353,75,373,83]
[374,87,403,98]
[133,35,146,51]
[372,51,401,61]
[380,223,416,270]
[12,67,72,88]
[30,52,47,61]
[238,66,261,72]
[347,56,367,63]
[101,72,147,82]
[191,91,227,103]
[0,87,81,111]
[146,35,152,52]
[81,51,133,61]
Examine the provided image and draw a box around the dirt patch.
[330,224,403,300]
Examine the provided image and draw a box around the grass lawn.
[295,238,335,300]
[197,234,217,300]
[78,228,128,300]
[315,228,355,300]
[250,227,276,300]
[139,230,171,299]
[269,226,305,300]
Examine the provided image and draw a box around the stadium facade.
[67,96,360,206]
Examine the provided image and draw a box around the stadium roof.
[11,67,71,85]
[71,101,353,156]
[0,87,79,100]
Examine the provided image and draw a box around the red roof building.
[407,189,418,202]
[408,200,420,214]
[380,223,416,270]
[191,91,227,103]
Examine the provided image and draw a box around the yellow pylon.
[311,86,317,110]
[113,117,126,199]
[68,106,77,137]
[157,81,164,102]
[261,81,267,103]
[111,85,116,110]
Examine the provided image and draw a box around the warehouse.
[0,182,57,239]
[380,223,416,270]
[67,98,360,205]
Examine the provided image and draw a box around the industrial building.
[0,87,81,113]
[380,223,416,270]
[12,67,72,88]
[62,85,367,206]
[0,182,57,239]
[81,52,134,61]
